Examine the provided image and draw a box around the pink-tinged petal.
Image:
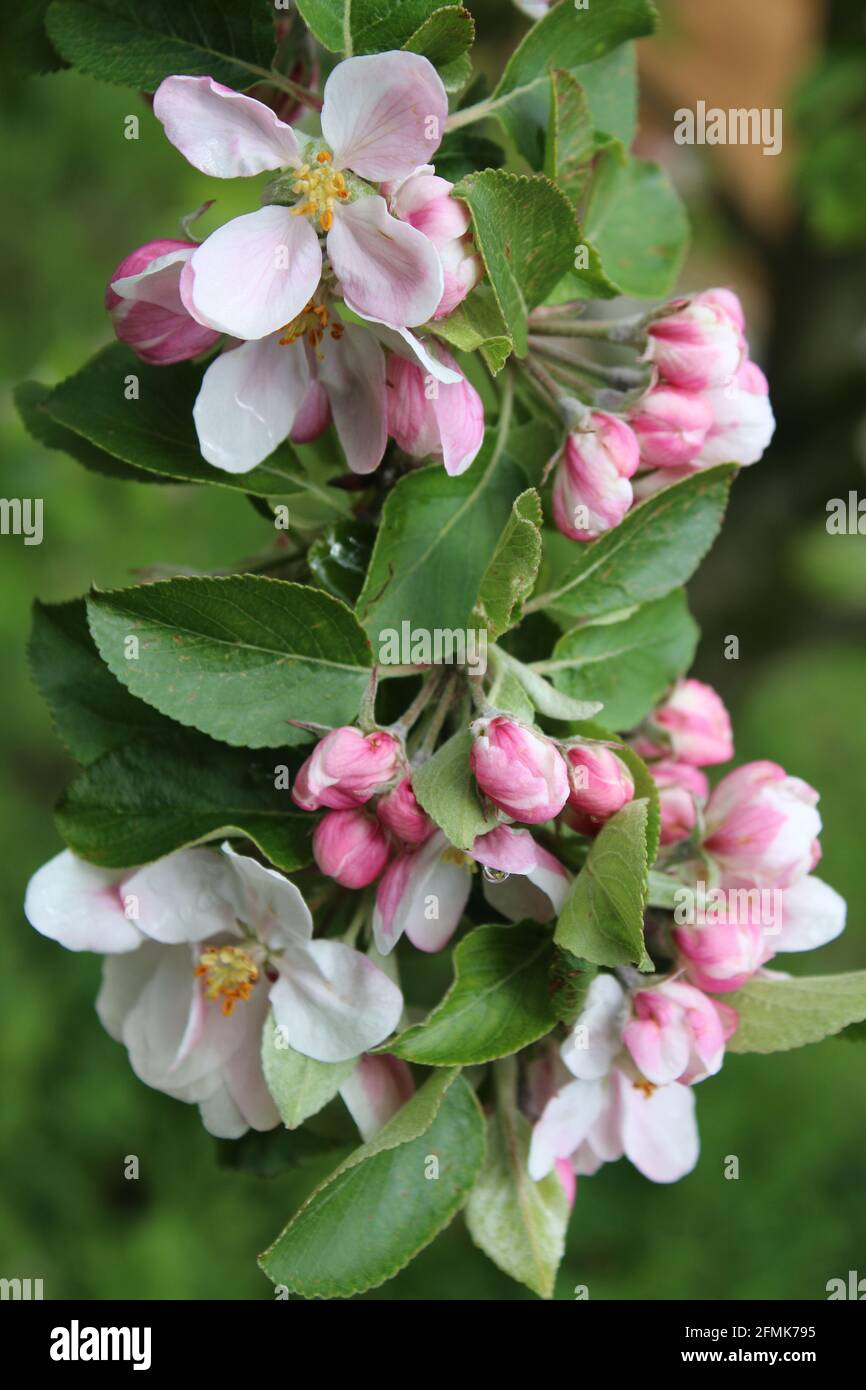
[193,334,310,473]
[185,206,322,340]
[269,938,403,1062]
[561,974,628,1082]
[615,1072,699,1182]
[96,941,165,1041]
[318,323,387,474]
[774,875,847,953]
[321,52,447,182]
[221,843,313,947]
[153,75,301,177]
[361,315,462,383]
[555,1158,577,1208]
[471,825,540,875]
[123,849,237,945]
[328,196,443,328]
[290,378,331,443]
[430,349,485,476]
[623,1013,691,1087]
[223,993,281,1131]
[24,850,143,954]
[373,853,415,954]
[373,831,471,955]
[107,242,221,364]
[471,825,569,923]
[339,1054,415,1141]
[198,1082,249,1139]
[528,1078,605,1180]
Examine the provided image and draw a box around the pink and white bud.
[564,744,634,821]
[552,412,640,542]
[376,775,434,846]
[674,901,773,993]
[312,809,391,888]
[292,727,401,812]
[470,716,570,824]
[386,347,484,477]
[650,760,709,846]
[647,679,734,767]
[105,239,220,365]
[695,287,746,337]
[645,297,742,390]
[703,760,822,889]
[385,166,482,319]
[629,384,714,468]
[623,979,736,1086]
[695,360,775,467]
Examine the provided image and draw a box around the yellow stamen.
[276,300,336,358]
[195,945,259,1016]
[633,1078,657,1099]
[289,151,350,230]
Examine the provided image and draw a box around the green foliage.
[412,730,499,851]
[726,973,866,1054]
[262,1016,355,1129]
[554,798,652,970]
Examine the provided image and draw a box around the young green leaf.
[545,69,595,204]
[55,736,313,870]
[87,576,372,749]
[262,1014,356,1130]
[297,0,452,54]
[474,489,543,640]
[583,143,689,298]
[403,5,475,68]
[412,730,500,851]
[259,1069,486,1297]
[430,284,513,373]
[555,797,652,969]
[387,922,558,1066]
[725,972,866,1054]
[15,380,163,486]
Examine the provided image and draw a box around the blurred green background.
[1,0,864,1299]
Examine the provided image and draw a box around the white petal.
[616,1072,699,1182]
[339,1054,414,1141]
[318,324,387,474]
[269,938,403,1062]
[321,53,447,182]
[528,1078,605,1181]
[24,850,142,954]
[199,1082,249,1139]
[111,247,191,310]
[123,848,237,944]
[562,974,628,1082]
[362,315,462,384]
[153,75,301,177]
[96,941,164,1041]
[193,334,310,473]
[221,843,313,946]
[328,196,443,328]
[185,206,322,339]
[774,875,847,952]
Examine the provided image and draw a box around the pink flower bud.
[650,759,709,846]
[564,745,634,821]
[376,776,434,846]
[386,348,484,477]
[385,166,482,319]
[623,979,735,1085]
[674,899,773,993]
[629,385,714,468]
[646,298,742,390]
[313,809,391,888]
[552,412,640,542]
[695,360,775,467]
[292,727,401,812]
[105,239,220,365]
[695,287,746,336]
[290,380,331,444]
[470,716,570,824]
[703,761,822,889]
[648,680,734,767]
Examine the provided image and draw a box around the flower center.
[633,1078,657,1100]
[277,299,345,352]
[290,150,349,232]
[195,945,259,1016]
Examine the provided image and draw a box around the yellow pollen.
[289,156,349,231]
[277,299,333,352]
[195,945,259,1016]
[633,1078,657,1099]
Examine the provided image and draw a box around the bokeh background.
[1,0,864,1299]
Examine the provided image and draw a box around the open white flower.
[25,844,402,1138]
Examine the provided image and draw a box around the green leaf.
[39,344,351,507]
[583,144,689,298]
[259,1069,486,1297]
[466,1068,568,1300]
[554,798,651,970]
[453,170,577,356]
[431,284,513,374]
[474,489,543,640]
[612,741,661,867]
[411,729,499,851]
[493,0,656,166]
[387,922,558,1066]
[216,1127,350,1178]
[55,736,313,870]
[725,972,866,1055]
[296,0,453,54]
[492,648,603,722]
[46,0,276,91]
[29,599,173,763]
[545,590,699,729]
[403,5,474,67]
[262,1014,355,1129]
[15,380,165,486]
[307,520,377,606]
[573,41,639,147]
[87,576,372,749]
[355,427,527,651]
[545,69,595,203]
[548,948,598,1026]
[529,465,736,620]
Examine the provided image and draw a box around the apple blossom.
[373,831,473,955]
[153,56,448,340]
[24,845,402,1135]
[386,346,485,476]
[623,980,736,1086]
[644,295,743,390]
[703,760,822,889]
[470,825,570,923]
[470,715,570,824]
[552,412,640,542]
[105,239,220,365]
[384,165,483,319]
[643,679,734,767]
[650,759,709,846]
[292,726,401,812]
[674,902,773,993]
[376,775,434,846]
[339,1054,414,1141]
[313,808,391,888]
[694,359,776,467]
[629,384,714,468]
[564,743,635,821]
